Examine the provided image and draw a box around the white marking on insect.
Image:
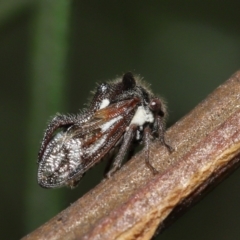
[43,134,82,176]
[99,98,110,109]
[130,106,154,126]
[101,115,122,132]
[136,130,141,140]
[87,134,107,156]
[100,84,108,91]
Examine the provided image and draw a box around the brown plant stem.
[22,71,240,240]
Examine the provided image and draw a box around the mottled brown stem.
[22,71,240,240]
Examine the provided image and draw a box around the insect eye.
[149,98,164,116]
[122,72,136,90]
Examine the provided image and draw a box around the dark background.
[1,1,240,239]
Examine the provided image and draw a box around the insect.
[37,72,172,188]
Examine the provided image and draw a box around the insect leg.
[143,126,158,174]
[156,116,173,152]
[103,146,120,176]
[106,124,138,178]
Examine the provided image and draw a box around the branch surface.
[22,71,240,240]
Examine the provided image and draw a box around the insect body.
[38,72,171,188]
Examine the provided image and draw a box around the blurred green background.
[1,0,240,239]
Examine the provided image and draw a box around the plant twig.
[22,71,240,240]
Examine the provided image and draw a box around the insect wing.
[37,98,140,188]
[66,98,141,178]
